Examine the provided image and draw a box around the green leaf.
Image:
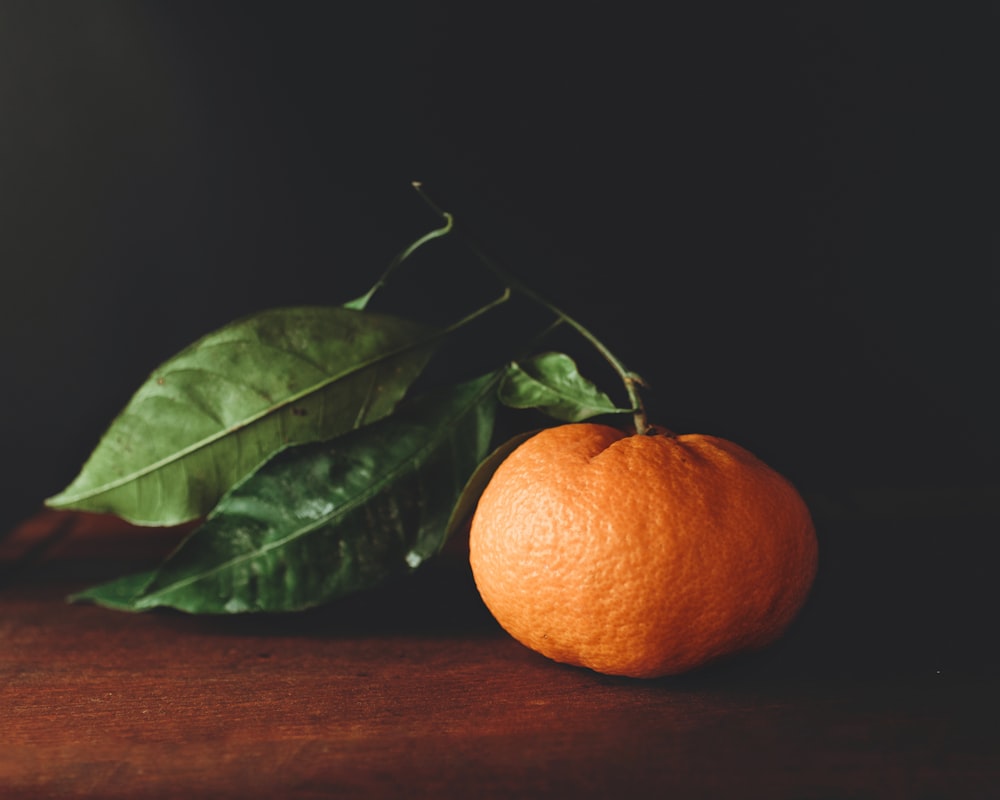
[498,352,631,422]
[73,372,503,614]
[46,306,439,526]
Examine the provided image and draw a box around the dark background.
[1,0,995,608]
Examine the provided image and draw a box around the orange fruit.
[469,423,818,678]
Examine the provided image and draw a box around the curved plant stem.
[345,208,455,310]
[412,183,650,434]
[441,287,512,336]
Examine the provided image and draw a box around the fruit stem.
[412,182,651,435]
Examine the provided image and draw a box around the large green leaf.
[72,372,502,614]
[47,306,439,526]
[498,351,631,421]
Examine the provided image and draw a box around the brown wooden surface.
[2,510,997,799]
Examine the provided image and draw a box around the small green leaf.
[46,306,439,526]
[499,352,631,422]
[74,372,503,614]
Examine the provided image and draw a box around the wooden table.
[2,509,997,798]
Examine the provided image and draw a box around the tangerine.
[468,423,818,678]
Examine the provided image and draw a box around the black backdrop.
[2,3,995,536]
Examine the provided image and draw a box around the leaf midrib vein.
[55,333,436,503]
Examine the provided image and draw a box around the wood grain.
[2,511,997,799]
